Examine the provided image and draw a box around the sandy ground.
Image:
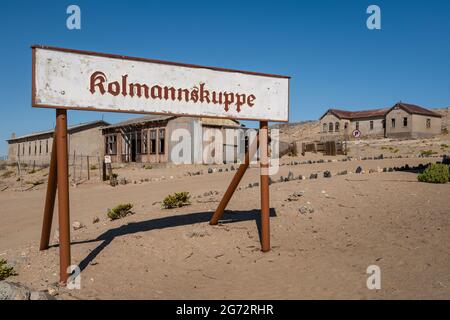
[0,138,449,299]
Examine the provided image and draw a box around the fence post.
[97,156,102,181]
[79,153,83,181]
[87,156,90,180]
[72,150,76,183]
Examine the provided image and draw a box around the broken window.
[159,128,165,154]
[29,142,31,155]
[105,134,117,155]
[17,143,20,156]
[328,122,333,132]
[370,121,374,130]
[39,141,42,154]
[150,129,157,154]
[382,120,386,129]
[335,122,340,132]
[46,140,49,154]
[323,123,327,133]
[136,131,142,155]
[403,117,408,127]
[391,118,396,128]
[426,118,431,128]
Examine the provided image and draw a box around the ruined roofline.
[7,120,109,143]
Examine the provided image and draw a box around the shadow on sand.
[54,208,277,272]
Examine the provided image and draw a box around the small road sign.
[352,129,361,138]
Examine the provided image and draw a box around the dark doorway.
[131,136,137,162]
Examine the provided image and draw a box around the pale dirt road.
[1,156,449,299]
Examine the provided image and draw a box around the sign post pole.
[39,134,57,250]
[259,121,270,252]
[56,109,71,284]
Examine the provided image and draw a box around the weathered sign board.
[32,46,289,122]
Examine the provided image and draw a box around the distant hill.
[434,107,450,132]
[271,120,321,143]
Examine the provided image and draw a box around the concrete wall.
[385,108,411,138]
[319,112,384,140]
[410,114,441,138]
[319,113,349,139]
[8,125,104,166]
[68,127,104,159]
[167,117,202,164]
[351,117,385,138]
[8,136,53,166]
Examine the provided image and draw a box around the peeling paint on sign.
[32,46,290,122]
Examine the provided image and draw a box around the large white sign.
[32,46,290,122]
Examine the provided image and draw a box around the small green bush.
[162,192,191,209]
[107,203,134,220]
[90,165,97,170]
[420,150,437,157]
[441,144,448,149]
[442,128,449,135]
[0,259,17,280]
[144,164,152,170]
[105,173,118,180]
[25,180,44,187]
[418,164,449,184]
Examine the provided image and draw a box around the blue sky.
[1,0,450,155]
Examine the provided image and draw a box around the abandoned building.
[6,116,244,166]
[101,115,244,164]
[319,102,442,139]
[7,120,109,165]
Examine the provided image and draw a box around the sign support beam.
[39,134,57,250]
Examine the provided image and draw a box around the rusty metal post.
[210,133,259,225]
[259,121,270,252]
[39,135,57,250]
[56,109,71,284]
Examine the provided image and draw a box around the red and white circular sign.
[352,129,361,138]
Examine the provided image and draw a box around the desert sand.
[0,136,449,299]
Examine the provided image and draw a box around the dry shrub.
[162,192,191,209]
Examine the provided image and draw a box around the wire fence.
[68,153,103,183]
[11,153,104,185]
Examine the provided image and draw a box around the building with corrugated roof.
[319,102,442,140]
